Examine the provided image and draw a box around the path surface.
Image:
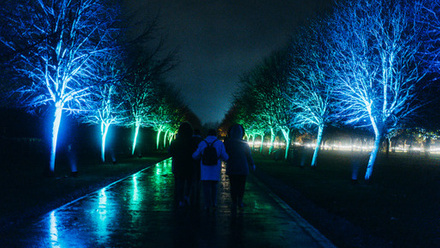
[1,158,336,248]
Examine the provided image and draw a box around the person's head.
[207,128,217,137]
[178,122,193,139]
[228,124,245,139]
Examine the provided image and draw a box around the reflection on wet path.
[1,158,335,247]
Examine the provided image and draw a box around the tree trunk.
[156,130,162,150]
[365,133,381,180]
[251,135,256,150]
[132,122,140,156]
[259,134,264,153]
[49,106,63,173]
[163,130,169,148]
[101,122,110,162]
[311,125,324,167]
[281,128,290,160]
[168,132,174,145]
[269,128,275,155]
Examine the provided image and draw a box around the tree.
[253,51,293,159]
[79,56,126,162]
[120,17,177,156]
[287,20,334,167]
[149,85,186,150]
[0,0,119,173]
[329,0,426,180]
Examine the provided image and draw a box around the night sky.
[125,0,333,124]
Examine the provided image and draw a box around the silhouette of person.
[191,129,204,207]
[169,122,195,208]
[192,128,229,211]
[224,124,255,211]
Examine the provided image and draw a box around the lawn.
[252,149,440,248]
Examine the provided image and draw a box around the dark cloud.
[126,0,333,123]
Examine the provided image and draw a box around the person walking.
[192,129,228,211]
[191,129,204,207]
[224,124,255,211]
[169,122,196,208]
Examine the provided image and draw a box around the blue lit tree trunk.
[287,18,333,168]
[329,0,425,180]
[366,133,382,180]
[280,128,291,160]
[0,0,119,173]
[100,122,110,163]
[311,124,324,167]
[50,105,63,173]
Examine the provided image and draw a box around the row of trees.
[220,0,440,180]
[0,0,200,173]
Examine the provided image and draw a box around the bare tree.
[120,17,177,156]
[287,20,334,167]
[329,0,426,180]
[149,85,186,150]
[234,51,292,158]
[79,56,126,162]
[0,0,119,173]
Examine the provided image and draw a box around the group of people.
[168,123,255,212]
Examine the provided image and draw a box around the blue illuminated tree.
[287,20,334,167]
[0,0,119,173]
[79,56,127,163]
[329,0,426,180]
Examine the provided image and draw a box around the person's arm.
[192,141,205,160]
[219,141,229,161]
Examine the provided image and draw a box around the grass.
[252,149,440,248]
[0,149,168,231]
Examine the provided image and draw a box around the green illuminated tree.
[121,18,177,156]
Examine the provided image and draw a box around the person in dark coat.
[224,124,255,211]
[169,122,195,207]
[191,129,204,207]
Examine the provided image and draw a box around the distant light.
[248,140,440,154]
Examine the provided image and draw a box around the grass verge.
[252,150,440,248]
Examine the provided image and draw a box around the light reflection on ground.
[2,158,334,248]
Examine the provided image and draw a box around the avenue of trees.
[0,0,201,173]
[220,0,440,180]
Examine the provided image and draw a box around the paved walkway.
[1,158,336,248]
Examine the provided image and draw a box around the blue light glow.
[49,211,60,248]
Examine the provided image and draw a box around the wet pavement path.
[2,158,336,248]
